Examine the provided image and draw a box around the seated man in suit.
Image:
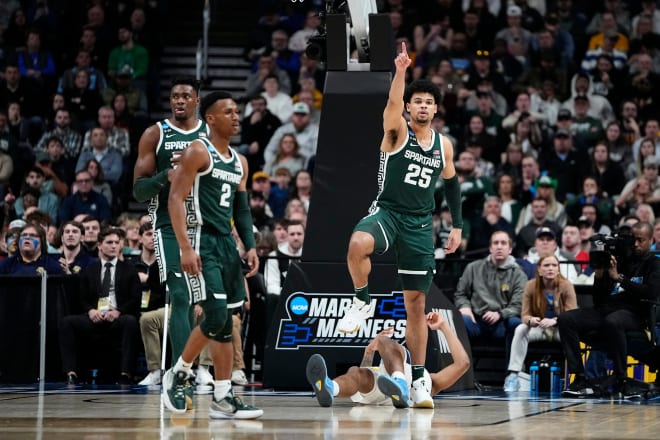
[58,227,141,384]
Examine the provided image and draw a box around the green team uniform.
[147,118,208,363]
[193,138,247,340]
[354,125,445,291]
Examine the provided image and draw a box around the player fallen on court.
[161,91,262,419]
[336,41,463,408]
[307,311,469,408]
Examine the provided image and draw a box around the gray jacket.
[453,255,526,319]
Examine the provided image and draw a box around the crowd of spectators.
[2,0,660,385]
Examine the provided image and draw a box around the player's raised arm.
[167,140,209,275]
[381,41,411,153]
[426,312,470,394]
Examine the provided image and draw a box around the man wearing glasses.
[58,170,112,224]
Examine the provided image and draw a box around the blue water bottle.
[550,362,561,395]
[530,361,539,394]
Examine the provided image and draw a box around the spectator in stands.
[514,49,567,102]
[59,170,112,224]
[102,67,149,121]
[288,10,321,53]
[463,136,495,179]
[1,7,28,51]
[502,92,545,133]
[563,72,615,125]
[78,25,108,72]
[58,227,141,385]
[539,129,588,202]
[566,176,614,227]
[35,137,71,198]
[632,1,660,34]
[130,222,166,386]
[76,127,123,187]
[590,141,626,200]
[587,10,629,53]
[580,204,612,236]
[467,196,515,257]
[72,158,112,206]
[517,226,581,283]
[632,119,660,163]
[464,49,506,94]
[516,175,567,231]
[63,68,105,133]
[589,55,625,112]
[263,133,305,177]
[239,94,281,175]
[244,53,292,99]
[16,28,56,90]
[561,224,590,269]
[80,215,101,256]
[35,108,82,162]
[496,5,533,65]
[82,106,131,159]
[463,114,498,164]
[581,29,628,73]
[616,175,659,218]
[0,136,12,198]
[244,74,293,124]
[618,155,660,210]
[519,155,541,206]
[57,49,108,95]
[509,112,544,159]
[454,230,526,363]
[6,101,31,149]
[264,102,318,166]
[515,196,561,254]
[0,222,61,274]
[412,12,452,74]
[268,29,300,89]
[249,190,274,232]
[503,254,578,391]
[58,220,97,274]
[107,23,149,86]
[9,166,58,223]
[0,64,45,139]
[568,95,604,149]
[264,219,304,319]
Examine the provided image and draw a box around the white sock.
[332,380,340,397]
[198,364,210,373]
[174,357,193,375]
[214,380,232,401]
[391,371,406,381]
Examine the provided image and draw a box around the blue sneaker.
[377,375,410,408]
[306,354,334,407]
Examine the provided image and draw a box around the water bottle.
[550,362,562,395]
[90,369,98,386]
[530,361,539,394]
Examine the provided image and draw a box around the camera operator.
[558,222,660,398]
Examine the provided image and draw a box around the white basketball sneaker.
[337,297,376,334]
[411,377,434,408]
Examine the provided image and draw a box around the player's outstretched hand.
[394,41,411,72]
[426,311,446,330]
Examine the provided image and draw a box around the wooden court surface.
[1,384,659,439]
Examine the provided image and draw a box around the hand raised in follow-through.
[394,41,411,72]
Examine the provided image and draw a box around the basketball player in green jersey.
[132,77,208,388]
[162,91,262,419]
[336,43,463,408]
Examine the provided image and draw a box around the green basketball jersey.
[149,119,208,229]
[189,138,244,236]
[373,126,445,216]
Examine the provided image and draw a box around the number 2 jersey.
[371,125,445,216]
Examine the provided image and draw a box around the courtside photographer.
[557,222,660,398]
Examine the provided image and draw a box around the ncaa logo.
[289,296,309,315]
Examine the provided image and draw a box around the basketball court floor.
[1,383,659,439]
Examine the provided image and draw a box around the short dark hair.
[60,220,84,236]
[171,76,200,94]
[404,79,441,105]
[199,91,233,118]
[98,226,122,243]
[139,221,153,235]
